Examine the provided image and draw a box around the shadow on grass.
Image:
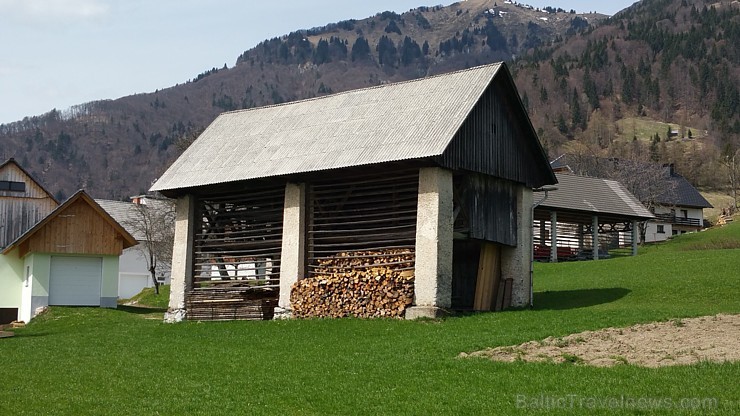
[534,288,631,310]
[117,305,167,315]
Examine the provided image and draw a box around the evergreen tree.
[571,88,584,130]
[400,36,422,66]
[376,36,398,67]
[351,37,371,61]
[313,39,331,65]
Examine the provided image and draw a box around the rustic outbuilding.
[151,62,556,321]
[534,173,654,262]
[0,159,137,323]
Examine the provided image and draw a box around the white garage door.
[49,257,102,306]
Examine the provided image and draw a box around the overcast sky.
[0,0,636,125]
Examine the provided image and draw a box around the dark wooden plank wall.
[455,173,517,246]
[307,170,419,275]
[192,187,285,289]
[0,163,57,248]
[438,75,555,189]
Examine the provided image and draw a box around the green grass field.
[614,117,705,142]
[2,224,739,415]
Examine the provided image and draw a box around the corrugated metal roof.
[95,199,144,240]
[550,154,712,209]
[151,63,503,192]
[96,198,174,241]
[540,173,655,220]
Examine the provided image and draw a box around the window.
[681,209,688,218]
[657,225,665,234]
[0,180,25,192]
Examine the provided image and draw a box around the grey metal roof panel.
[95,199,145,240]
[151,63,502,192]
[539,173,655,220]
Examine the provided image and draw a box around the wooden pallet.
[185,288,277,321]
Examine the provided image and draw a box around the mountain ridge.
[0,0,736,199]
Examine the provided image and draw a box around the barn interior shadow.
[534,288,631,310]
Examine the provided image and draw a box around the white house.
[96,196,173,299]
[550,156,712,243]
[644,165,712,243]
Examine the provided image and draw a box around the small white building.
[96,197,173,299]
[644,166,712,242]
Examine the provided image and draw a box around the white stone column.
[592,215,599,260]
[631,220,639,256]
[165,194,195,323]
[278,182,306,313]
[406,167,453,319]
[550,211,558,263]
[501,185,533,308]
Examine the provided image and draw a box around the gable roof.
[539,173,655,221]
[656,171,713,209]
[95,199,145,240]
[0,158,58,203]
[96,198,174,241]
[151,62,555,194]
[550,154,712,209]
[3,190,137,255]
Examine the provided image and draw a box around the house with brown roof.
[0,159,136,323]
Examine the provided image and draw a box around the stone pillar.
[550,211,558,263]
[278,182,306,315]
[406,167,453,319]
[539,219,546,245]
[501,185,533,308]
[592,215,599,260]
[165,194,196,323]
[631,220,639,256]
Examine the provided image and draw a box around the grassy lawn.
[1,224,739,415]
[121,284,171,309]
[615,117,705,142]
[702,191,736,223]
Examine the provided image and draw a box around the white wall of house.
[645,220,673,243]
[117,245,171,299]
[644,206,705,243]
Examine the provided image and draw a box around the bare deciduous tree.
[719,143,740,212]
[124,198,176,295]
[564,153,677,243]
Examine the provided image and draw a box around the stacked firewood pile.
[291,249,415,318]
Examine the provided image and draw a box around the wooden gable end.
[437,66,556,189]
[19,198,127,257]
[0,160,58,248]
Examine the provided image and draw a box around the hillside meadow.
[1,223,739,415]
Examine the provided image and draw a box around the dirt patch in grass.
[461,314,740,367]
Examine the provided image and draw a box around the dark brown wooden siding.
[307,169,419,275]
[191,187,284,289]
[454,173,517,246]
[438,72,555,189]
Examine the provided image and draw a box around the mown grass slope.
[1,223,738,415]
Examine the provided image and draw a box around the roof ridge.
[219,62,504,117]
